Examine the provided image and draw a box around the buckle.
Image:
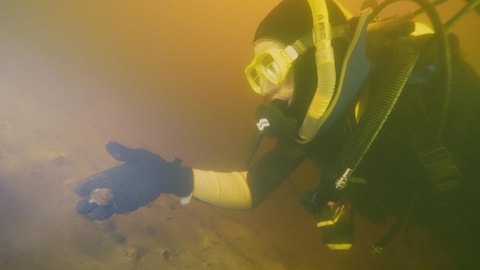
[315,201,354,250]
[316,201,351,228]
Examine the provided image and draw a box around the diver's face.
[253,40,294,102]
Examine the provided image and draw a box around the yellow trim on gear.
[192,169,252,209]
[332,0,353,20]
[412,22,434,36]
[326,243,352,250]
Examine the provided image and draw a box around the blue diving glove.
[74,141,193,220]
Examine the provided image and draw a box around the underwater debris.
[111,233,126,244]
[162,248,172,261]
[125,244,142,260]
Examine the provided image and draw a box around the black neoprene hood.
[253,0,348,45]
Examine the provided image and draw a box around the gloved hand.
[74,141,193,220]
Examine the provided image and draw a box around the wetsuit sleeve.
[190,138,309,209]
[246,138,309,207]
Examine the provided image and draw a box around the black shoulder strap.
[304,41,421,210]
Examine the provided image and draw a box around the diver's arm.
[74,138,308,220]
[191,169,252,209]
[192,138,308,209]
[247,138,308,207]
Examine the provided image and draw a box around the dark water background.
[0,0,478,269]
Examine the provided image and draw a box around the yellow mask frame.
[245,37,309,95]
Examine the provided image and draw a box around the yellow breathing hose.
[299,0,337,141]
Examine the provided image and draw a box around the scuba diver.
[74,0,480,266]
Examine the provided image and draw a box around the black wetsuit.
[246,32,480,267]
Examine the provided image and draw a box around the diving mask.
[244,42,299,95]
